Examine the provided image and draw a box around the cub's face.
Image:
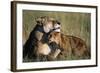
[48,32,61,44]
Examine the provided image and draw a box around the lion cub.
[48,31,90,60]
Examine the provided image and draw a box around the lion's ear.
[36,17,42,25]
[36,17,46,25]
[56,21,60,25]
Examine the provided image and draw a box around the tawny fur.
[48,32,90,60]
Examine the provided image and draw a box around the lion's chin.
[43,27,50,33]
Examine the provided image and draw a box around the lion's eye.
[49,34,52,38]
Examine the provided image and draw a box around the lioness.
[23,16,60,61]
[48,31,90,60]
